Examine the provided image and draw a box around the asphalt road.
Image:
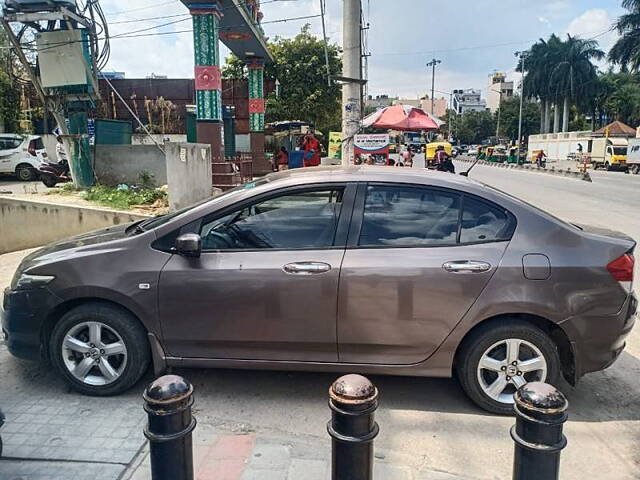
[1,164,640,479]
[0,177,51,195]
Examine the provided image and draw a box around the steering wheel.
[205,231,235,249]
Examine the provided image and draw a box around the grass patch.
[84,185,167,210]
[45,183,78,195]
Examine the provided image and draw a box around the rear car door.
[158,183,356,362]
[0,136,21,173]
[337,183,515,364]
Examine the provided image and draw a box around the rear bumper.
[1,287,59,362]
[563,294,637,379]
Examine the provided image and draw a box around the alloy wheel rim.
[477,338,547,404]
[61,321,128,386]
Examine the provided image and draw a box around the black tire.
[41,174,58,188]
[456,320,562,415]
[49,302,150,396]
[16,165,36,181]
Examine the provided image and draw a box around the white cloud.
[566,9,619,64]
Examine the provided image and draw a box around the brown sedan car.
[2,166,636,413]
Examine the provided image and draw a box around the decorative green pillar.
[189,2,224,159]
[191,5,222,121]
[68,111,94,188]
[247,59,265,131]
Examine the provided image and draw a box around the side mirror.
[175,233,202,258]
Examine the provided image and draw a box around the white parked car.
[467,146,479,156]
[0,134,48,181]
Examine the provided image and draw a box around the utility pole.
[426,58,441,114]
[515,51,528,150]
[448,92,453,142]
[341,0,363,166]
[492,89,503,139]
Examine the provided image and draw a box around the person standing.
[275,146,289,171]
[55,136,68,164]
[302,131,321,167]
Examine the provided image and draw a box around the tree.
[549,35,603,131]
[609,0,640,72]
[496,96,540,142]
[0,26,21,132]
[520,35,563,133]
[595,72,640,126]
[222,25,342,137]
[455,110,495,145]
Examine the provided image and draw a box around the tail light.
[607,253,634,291]
[27,140,36,156]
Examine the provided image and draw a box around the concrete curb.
[457,158,592,183]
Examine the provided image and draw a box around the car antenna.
[460,158,479,177]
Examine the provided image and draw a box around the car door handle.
[283,262,332,275]
[443,261,492,273]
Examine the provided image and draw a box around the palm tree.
[549,35,604,132]
[609,0,640,71]
[521,36,556,133]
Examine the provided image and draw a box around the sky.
[98,0,627,101]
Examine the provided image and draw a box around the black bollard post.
[143,375,197,480]
[327,374,380,480]
[511,382,568,480]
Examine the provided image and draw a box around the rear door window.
[359,185,461,247]
[460,196,512,244]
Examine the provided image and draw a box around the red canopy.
[362,104,441,131]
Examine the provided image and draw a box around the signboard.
[329,132,342,159]
[354,134,390,165]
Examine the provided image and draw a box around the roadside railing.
[143,375,568,480]
[212,152,254,191]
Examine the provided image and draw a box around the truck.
[627,138,640,174]
[528,131,628,171]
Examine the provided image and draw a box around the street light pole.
[515,51,528,149]
[426,58,441,114]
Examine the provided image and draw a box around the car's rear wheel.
[50,303,150,396]
[456,321,561,415]
[15,164,36,181]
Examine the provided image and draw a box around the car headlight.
[11,273,55,291]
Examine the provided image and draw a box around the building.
[452,89,486,114]
[419,96,448,118]
[95,77,275,151]
[486,72,514,113]
[366,94,396,110]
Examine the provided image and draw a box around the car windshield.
[137,178,271,231]
[613,147,627,155]
[0,137,22,150]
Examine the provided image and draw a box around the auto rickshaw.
[487,146,508,163]
[507,146,527,164]
[425,141,452,168]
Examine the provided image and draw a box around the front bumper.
[1,287,60,361]
[563,294,637,379]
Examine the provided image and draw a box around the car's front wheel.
[50,303,150,396]
[456,320,561,415]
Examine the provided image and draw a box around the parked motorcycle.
[38,159,71,188]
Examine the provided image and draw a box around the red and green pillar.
[190,2,223,158]
[247,58,269,173]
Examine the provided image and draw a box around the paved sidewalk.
[124,425,475,480]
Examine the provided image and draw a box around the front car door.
[337,182,515,364]
[158,183,356,362]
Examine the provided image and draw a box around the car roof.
[265,165,484,190]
